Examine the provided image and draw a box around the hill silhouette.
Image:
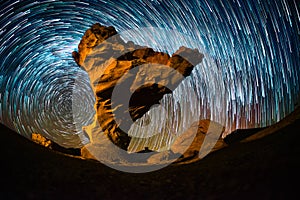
[0,107,299,199]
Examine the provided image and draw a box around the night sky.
[0,0,299,148]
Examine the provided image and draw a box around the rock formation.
[32,133,52,148]
[171,119,226,161]
[147,119,226,164]
[73,23,203,151]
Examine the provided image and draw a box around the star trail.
[0,0,299,148]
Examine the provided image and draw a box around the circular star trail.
[0,0,299,148]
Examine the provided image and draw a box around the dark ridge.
[50,142,81,156]
[224,127,267,145]
[1,111,300,199]
[31,133,81,156]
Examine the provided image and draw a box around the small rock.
[32,133,52,148]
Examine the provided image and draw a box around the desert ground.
[1,106,299,199]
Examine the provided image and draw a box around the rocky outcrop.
[171,119,226,161]
[146,119,226,164]
[73,23,204,151]
[32,133,52,148]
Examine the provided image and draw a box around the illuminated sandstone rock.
[146,120,225,164]
[32,133,52,148]
[171,120,226,159]
[73,23,203,151]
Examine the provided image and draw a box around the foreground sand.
[1,107,299,199]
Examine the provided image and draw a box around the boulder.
[171,120,226,161]
[32,133,52,148]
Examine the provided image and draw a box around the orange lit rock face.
[32,133,52,148]
[72,24,118,66]
[171,120,225,160]
[73,23,203,150]
[146,119,225,164]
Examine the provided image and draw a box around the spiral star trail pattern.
[0,0,299,148]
